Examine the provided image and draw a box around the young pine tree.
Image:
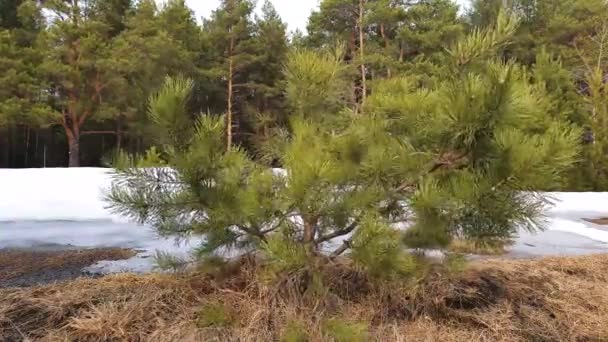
[108,12,579,277]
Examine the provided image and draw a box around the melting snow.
[1,168,607,275]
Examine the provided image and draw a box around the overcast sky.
[182,0,471,33]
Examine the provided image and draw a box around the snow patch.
[547,217,608,244]
[0,168,124,222]
[545,192,608,216]
[2,168,608,274]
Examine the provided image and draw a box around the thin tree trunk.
[116,117,123,150]
[358,0,367,105]
[303,218,317,254]
[380,23,391,78]
[1,128,8,167]
[24,127,30,167]
[34,129,39,166]
[226,34,235,150]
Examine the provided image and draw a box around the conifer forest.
[1,0,607,191]
[4,2,608,341]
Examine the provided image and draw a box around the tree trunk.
[65,121,80,167]
[116,117,123,150]
[67,134,80,167]
[380,23,391,78]
[24,127,30,167]
[226,34,235,150]
[68,136,80,167]
[303,217,318,255]
[358,0,367,105]
[1,128,8,167]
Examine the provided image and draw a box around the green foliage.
[197,302,233,328]
[262,233,308,272]
[153,250,188,272]
[398,0,463,60]
[147,76,195,149]
[322,318,369,342]
[284,47,350,119]
[105,146,167,168]
[448,11,519,66]
[575,25,608,190]
[350,214,416,278]
[281,320,309,342]
[108,10,580,278]
[469,0,608,66]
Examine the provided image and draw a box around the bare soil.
[0,248,135,288]
[1,254,608,341]
[583,217,608,225]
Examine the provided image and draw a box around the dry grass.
[1,254,608,341]
[583,217,608,226]
[447,239,508,255]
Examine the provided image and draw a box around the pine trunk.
[303,218,317,255]
[67,133,80,167]
[358,0,367,105]
[64,114,80,168]
[116,117,123,150]
[226,34,235,150]
[380,23,391,78]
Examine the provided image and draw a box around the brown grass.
[584,217,608,226]
[0,248,136,283]
[1,254,608,341]
[447,239,508,255]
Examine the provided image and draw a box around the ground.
[1,254,607,341]
[0,248,135,288]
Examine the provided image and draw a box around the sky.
[183,0,471,33]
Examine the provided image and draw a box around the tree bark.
[24,127,30,167]
[67,132,80,167]
[1,128,9,167]
[303,217,318,255]
[358,0,367,105]
[63,113,80,167]
[380,23,391,78]
[226,33,235,150]
[116,117,123,150]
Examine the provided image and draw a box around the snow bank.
[545,192,608,215]
[0,168,121,222]
[547,217,608,244]
[0,167,289,223]
[1,168,608,274]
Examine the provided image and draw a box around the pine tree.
[365,0,405,77]
[0,0,52,128]
[307,0,367,107]
[576,23,608,190]
[397,0,463,62]
[108,11,579,276]
[248,1,289,152]
[469,0,608,66]
[201,0,258,149]
[109,0,199,149]
[40,0,128,166]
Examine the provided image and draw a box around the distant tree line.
[1,0,608,190]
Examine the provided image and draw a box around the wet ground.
[0,248,135,288]
[1,216,607,288]
[508,229,608,258]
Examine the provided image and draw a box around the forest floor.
[0,248,135,288]
[1,254,607,341]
